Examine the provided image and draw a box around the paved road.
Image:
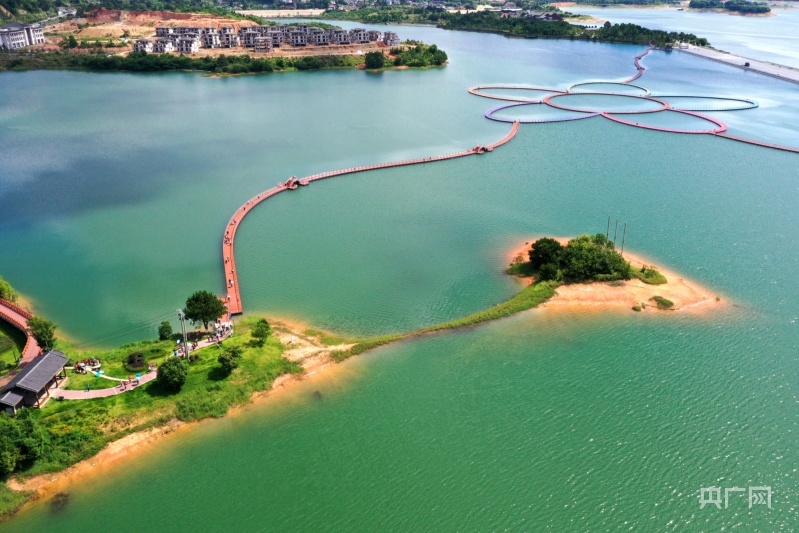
[680,45,799,85]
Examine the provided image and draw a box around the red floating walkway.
[0,298,41,387]
[222,122,519,315]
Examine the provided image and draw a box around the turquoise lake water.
[2,18,799,531]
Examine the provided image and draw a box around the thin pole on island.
[613,219,619,249]
[620,222,627,257]
[177,309,188,358]
[606,216,611,242]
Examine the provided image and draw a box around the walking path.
[53,328,232,400]
[0,298,41,387]
[222,122,519,315]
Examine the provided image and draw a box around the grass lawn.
[13,316,301,480]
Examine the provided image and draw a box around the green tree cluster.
[364,51,385,69]
[158,321,173,341]
[689,0,769,13]
[250,318,271,346]
[26,316,57,351]
[184,290,226,331]
[0,411,48,476]
[528,234,632,283]
[391,43,447,67]
[0,275,18,302]
[156,356,188,391]
[217,346,242,375]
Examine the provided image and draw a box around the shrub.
[528,238,563,270]
[124,352,147,372]
[632,305,642,312]
[649,296,674,310]
[217,346,242,376]
[364,51,385,69]
[635,266,667,285]
[155,357,188,391]
[251,319,271,346]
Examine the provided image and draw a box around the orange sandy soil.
[6,321,353,499]
[507,238,723,313]
[41,9,389,59]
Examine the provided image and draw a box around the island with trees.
[318,7,710,47]
[688,0,770,15]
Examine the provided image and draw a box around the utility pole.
[177,309,188,358]
[606,216,611,243]
[613,219,619,249]
[620,222,627,257]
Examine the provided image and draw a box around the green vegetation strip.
[0,44,448,74]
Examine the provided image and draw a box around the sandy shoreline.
[6,322,351,503]
[507,237,723,313]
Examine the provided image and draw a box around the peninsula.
[0,228,721,520]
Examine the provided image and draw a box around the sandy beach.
[507,238,723,313]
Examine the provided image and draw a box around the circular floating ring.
[468,85,567,103]
[650,95,759,112]
[601,109,728,135]
[485,102,600,124]
[568,81,651,96]
[543,92,669,115]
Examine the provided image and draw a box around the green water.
[2,21,799,530]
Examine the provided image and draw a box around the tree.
[0,275,18,302]
[158,321,173,341]
[217,346,242,375]
[184,290,227,331]
[27,316,57,351]
[67,35,78,48]
[364,51,385,69]
[156,356,188,391]
[251,318,271,346]
[528,238,564,270]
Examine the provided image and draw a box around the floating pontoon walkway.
[222,122,519,315]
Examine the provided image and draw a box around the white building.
[253,36,273,53]
[328,28,350,45]
[176,36,200,54]
[201,27,221,49]
[349,28,368,44]
[132,39,154,53]
[383,31,400,47]
[0,23,45,50]
[289,30,307,46]
[153,39,175,53]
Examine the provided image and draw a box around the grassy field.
[10,316,301,482]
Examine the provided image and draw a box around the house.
[253,35,273,53]
[527,11,563,21]
[307,27,329,45]
[383,31,400,47]
[219,26,240,48]
[328,28,350,45]
[132,39,154,53]
[366,30,382,42]
[0,350,68,415]
[155,26,175,38]
[153,39,175,53]
[0,23,45,50]
[176,36,200,54]
[201,27,221,49]
[289,30,307,46]
[349,28,369,44]
[240,30,261,48]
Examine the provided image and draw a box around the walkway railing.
[222,122,520,315]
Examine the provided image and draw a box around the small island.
[507,235,719,312]
[688,0,771,15]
